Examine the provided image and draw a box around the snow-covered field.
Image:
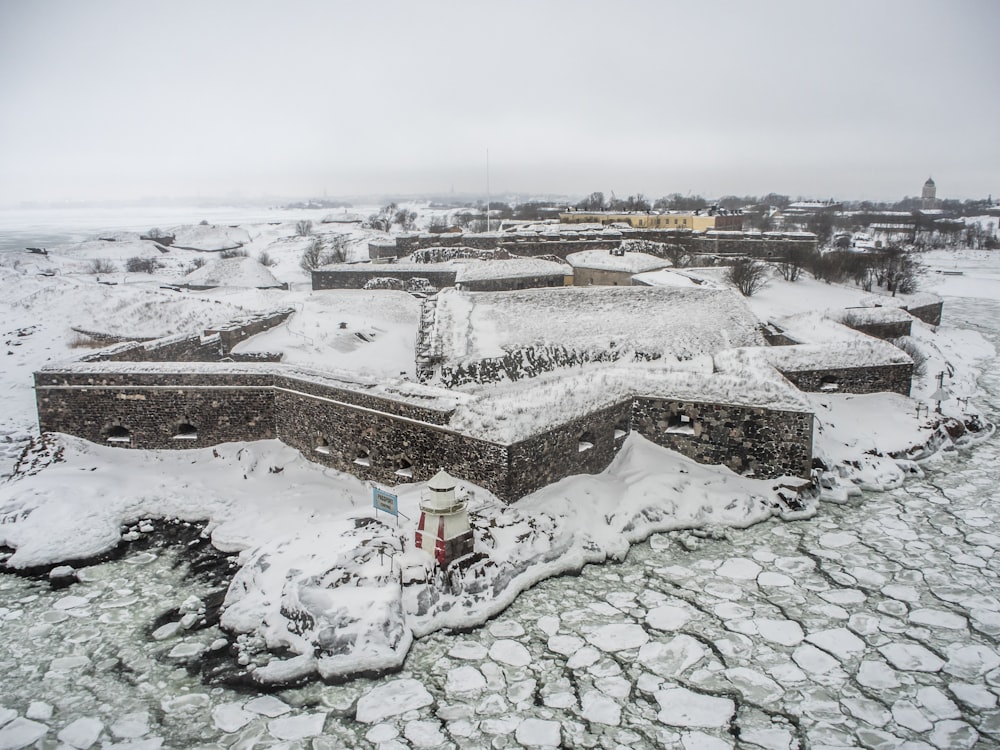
[0,211,998,748]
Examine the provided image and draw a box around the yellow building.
[559,210,742,232]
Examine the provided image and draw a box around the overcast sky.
[1,0,997,206]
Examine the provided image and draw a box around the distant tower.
[414,470,474,567]
[922,177,937,210]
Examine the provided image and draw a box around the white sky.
[1,0,997,205]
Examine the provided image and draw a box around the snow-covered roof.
[429,286,766,366]
[716,340,912,375]
[632,269,716,289]
[455,258,569,282]
[566,250,670,273]
[451,362,810,443]
[770,313,873,344]
[836,306,913,325]
[860,292,941,310]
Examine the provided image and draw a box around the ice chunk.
[818,531,856,548]
[211,703,254,733]
[537,615,559,636]
[110,711,149,739]
[585,623,649,652]
[566,646,599,669]
[580,690,621,726]
[488,620,525,638]
[365,723,398,743]
[891,699,932,732]
[448,641,487,661]
[755,618,804,646]
[53,595,89,610]
[716,557,761,580]
[681,732,732,750]
[489,639,531,667]
[655,687,734,728]
[916,686,960,720]
[445,666,486,695]
[841,696,890,727]
[909,608,967,630]
[805,627,866,659]
[25,703,51,721]
[723,667,782,704]
[856,660,900,689]
[757,572,794,587]
[356,678,433,724]
[928,720,978,749]
[403,719,445,747]
[879,643,944,672]
[791,645,839,675]
[0,718,48,749]
[948,681,997,709]
[637,635,706,678]
[943,644,1000,679]
[547,635,584,656]
[646,605,691,631]
[57,717,103,749]
[0,709,16,727]
[244,696,291,718]
[515,718,561,747]
[268,712,326,741]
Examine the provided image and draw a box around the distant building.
[559,210,743,232]
[922,177,937,210]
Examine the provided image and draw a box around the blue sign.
[372,487,398,516]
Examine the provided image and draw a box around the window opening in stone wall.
[665,413,695,435]
[394,457,413,478]
[315,436,331,455]
[106,425,131,443]
[578,430,595,452]
[820,374,840,392]
[354,447,372,467]
[172,423,198,440]
[613,418,629,441]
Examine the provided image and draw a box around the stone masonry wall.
[506,401,632,499]
[631,397,813,479]
[312,268,458,291]
[205,309,295,353]
[843,320,912,340]
[777,363,913,397]
[460,273,568,292]
[35,376,276,449]
[572,267,639,287]
[274,390,513,500]
[905,302,943,327]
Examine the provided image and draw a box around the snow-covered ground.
[0,212,998,747]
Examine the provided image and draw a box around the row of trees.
[727,245,923,298]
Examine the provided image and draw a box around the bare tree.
[366,203,398,232]
[300,235,350,272]
[775,245,813,282]
[726,258,769,296]
[394,207,417,231]
[295,219,314,237]
[89,258,116,274]
[300,238,325,272]
[876,245,922,296]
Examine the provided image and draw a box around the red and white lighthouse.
[414,470,474,567]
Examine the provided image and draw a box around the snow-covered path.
[1,295,999,748]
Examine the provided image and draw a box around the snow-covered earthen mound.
[170,224,250,252]
[184,256,283,289]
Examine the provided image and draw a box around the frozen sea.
[1,241,999,747]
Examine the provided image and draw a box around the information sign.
[372,487,399,516]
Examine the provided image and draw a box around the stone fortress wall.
[35,361,815,502]
[34,282,932,502]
